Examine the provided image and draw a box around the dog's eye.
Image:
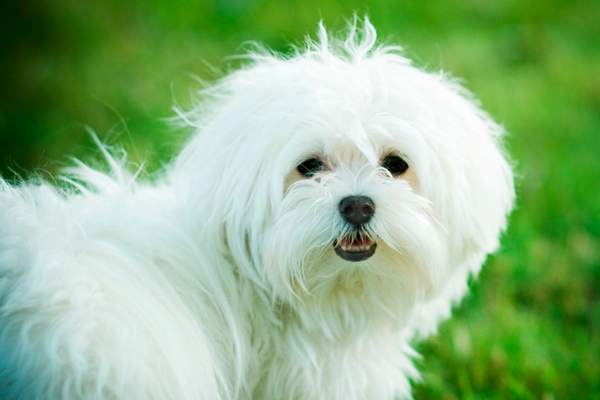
[297,158,324,178]
[381,154,409,176]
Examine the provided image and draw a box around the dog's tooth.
[337,236,377,253]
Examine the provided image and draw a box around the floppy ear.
[409,74,515,338]
[437,76,515,274]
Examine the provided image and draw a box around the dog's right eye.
[297,158,324,178]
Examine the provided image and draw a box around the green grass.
[1,1,599,398]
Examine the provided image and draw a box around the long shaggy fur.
[0,19,514,399]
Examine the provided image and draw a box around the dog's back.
[0,174,226,399]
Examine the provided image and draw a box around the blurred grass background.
[1,0,599,398]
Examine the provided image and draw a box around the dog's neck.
[244,285,416,399]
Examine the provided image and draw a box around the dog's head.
[173,20,514,336]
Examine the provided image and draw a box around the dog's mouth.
[333,235,377,262]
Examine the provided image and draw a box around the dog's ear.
[179,117,282,291]
[435,76,515,276]
[407,75,515,337]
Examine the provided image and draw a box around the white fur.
[0,19,514,399]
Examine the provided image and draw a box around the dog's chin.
[333,236,377,262]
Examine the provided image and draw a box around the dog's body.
[0,21,514,399]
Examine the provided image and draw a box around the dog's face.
[175,23,514,335]
[263,120,448,333]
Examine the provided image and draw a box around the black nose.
[338,195,375,226]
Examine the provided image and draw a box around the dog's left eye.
[381,154,409,176]
[297,158,324,178]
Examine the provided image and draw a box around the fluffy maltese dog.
[0,19,514,399]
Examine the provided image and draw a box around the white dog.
[0,19,514,399]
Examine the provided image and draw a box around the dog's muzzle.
[334,195,377,262]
